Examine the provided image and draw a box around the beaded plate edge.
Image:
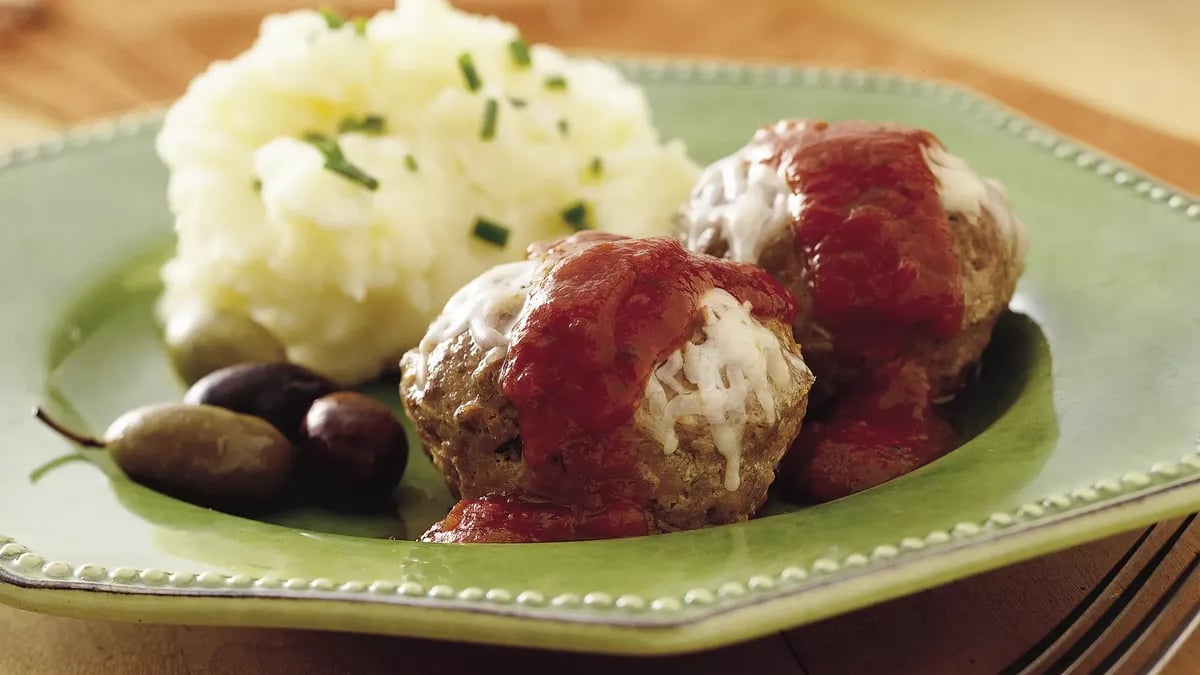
[2,57,1199,625]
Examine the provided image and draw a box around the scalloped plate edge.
[3,475,1200,654]
[3,58,1200,654]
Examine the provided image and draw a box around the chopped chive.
[353,17,368,36]
[508,97,528,108]
[305,132,331,149]
[481,98,499,140]
[561,200,591,231]
[544,75,567,91]
[404,154,418,172]
[326,162,379,191]
[473,218,510,247]
[458,53,483,92]
[303,132,380,191]
[318,7,344,29]
[252,178,262,192]
[338,114,386,135]
[588,156,603,177]
[508,38,532,67]
[556,118,569,137]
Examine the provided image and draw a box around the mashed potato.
[157,0,699,384]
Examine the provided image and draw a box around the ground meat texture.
[677,120,1028,503]
[678,122,1026,403]
[400,315,813,534]
[780,207,1021,403]
[401,333,521,500]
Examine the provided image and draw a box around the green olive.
[35,404,294,510]
[165,307,286,384]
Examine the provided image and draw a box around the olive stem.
[33,407,105,448]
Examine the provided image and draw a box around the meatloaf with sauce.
[678,119,1028,403]
[678,119,1028,502]
[400,234,816,540]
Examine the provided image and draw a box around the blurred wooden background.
[2,0,1199,190]
[2,1,1199,673]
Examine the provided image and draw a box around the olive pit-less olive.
[300,392,409,499]
[165,307,286,384]
[35,404,294,510]
[184,362,336,440]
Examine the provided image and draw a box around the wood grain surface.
[2,1,1199,673]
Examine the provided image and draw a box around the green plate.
[2,59,1200,656]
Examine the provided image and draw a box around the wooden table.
[2,1,1198,673]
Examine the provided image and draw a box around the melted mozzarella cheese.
[417,267,810,492]
[641,288,811,491]
[680,138,1029,269]
[414,259,537,386]
[677,153,797,264]
[922,143,1030,263]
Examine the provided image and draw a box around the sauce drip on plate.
[783,359,955,501]
[424,234,796,543]
[421,494,649,544]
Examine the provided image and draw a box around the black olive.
[299,391,409,500]
[184,362,336,440]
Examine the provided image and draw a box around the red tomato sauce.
[420,494,650,544]
[764,119,964,364]
[422,234,796,543]
[782,359,955,501]
[757,120,965,500]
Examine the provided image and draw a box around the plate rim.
[3,476,1200,655]
[3,56,1200,653]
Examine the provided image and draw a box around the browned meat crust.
[400,318,814,532]
[683,207,1020,402]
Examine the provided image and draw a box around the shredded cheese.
[922,143,1029,263]
[641,288,811,491]
[414,259,538,386]
[679,134,1029,269]
[677,154,796,264]
[416,270,810,492]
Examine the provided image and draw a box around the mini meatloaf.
[677,119,1028,401]
[400,234,815,537]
